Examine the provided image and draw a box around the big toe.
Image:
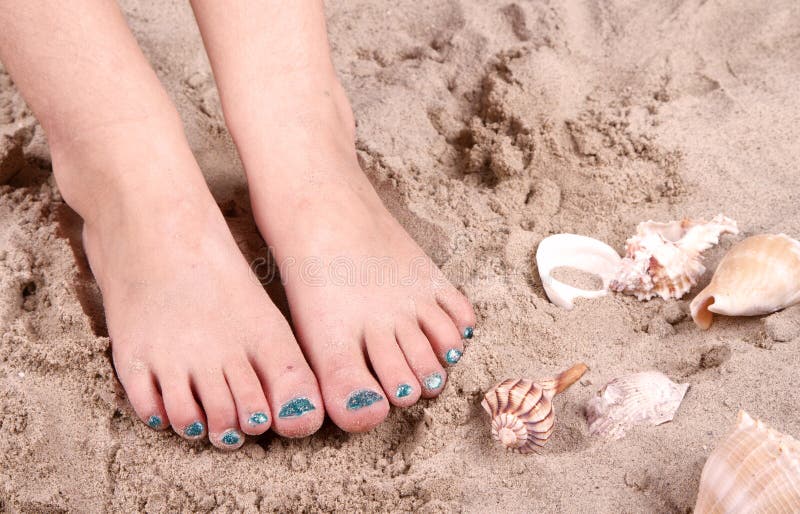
[248,333,325,438]
[309,341,389,432]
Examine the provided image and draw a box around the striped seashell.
[691,234,800,329]
[482,363,588,453]
[585,371,689,440]
[695,411,800,513]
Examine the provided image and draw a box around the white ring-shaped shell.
[536,234,621,310]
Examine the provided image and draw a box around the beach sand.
[2,0,800,511]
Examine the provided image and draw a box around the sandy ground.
[2,0,800,512]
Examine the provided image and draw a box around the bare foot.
[52,119,325,448]
[228,80,476,432]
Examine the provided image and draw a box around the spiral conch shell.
[691,234,800,329]
[695,411,800,513]
[585,371,689,440]
[609,215,739,301]
[482,363,588,453]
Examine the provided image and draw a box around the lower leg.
[190,0,476,431]
[0,0,324,446]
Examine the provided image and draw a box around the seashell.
[585,371,689,440]
[609,214,738,301]
[482,363,588,453]
[695,410,800,513]
[536,234,621,310]
[691,234,800,329]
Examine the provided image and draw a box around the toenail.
[423,372,444,391]
[445,348,463,364]
[279,397,316,418]
[248,412,269,426]
[183,421,205,439]
[220,429,243,447]
[146,415,163,429]
[395,384,413,399]
[346,389,384,410]
[463,326,474,339]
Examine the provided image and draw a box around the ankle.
[49,116,212,229]
[225,74,356,154]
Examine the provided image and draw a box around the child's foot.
[51,119,325,448]
[227,80,476,433]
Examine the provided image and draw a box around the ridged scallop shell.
[609,215,738,301]
[691,234,800,329]
[695,411,800,513]
[585,371,689,440]
[482,363,588,453]
[536,234,621,310]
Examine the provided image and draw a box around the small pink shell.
[610,215,738,301]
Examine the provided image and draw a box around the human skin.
[0,0,475,448]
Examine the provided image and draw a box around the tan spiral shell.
[694,410,800,513]
[691,234,800,329]
[481,363,588,453]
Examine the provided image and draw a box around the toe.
[418,304,465,367]
[223,357,272,436]
[119,369,169,431]
[249,333,324,438]
[395,320,448,398]
[160,373,207,441]
[193,371,244,450]
[435,286,476,341]
[364,326,421,407]
[306,337,389,433]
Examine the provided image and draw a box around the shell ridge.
[483,364,585,452]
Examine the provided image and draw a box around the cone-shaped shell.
[695,411,800,513]
[482,363,588,453]
[585,371,689,440]
[691,234,800,329]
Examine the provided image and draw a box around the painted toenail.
[395,384,413,399]
[248,412,269,426]
[279,397,316,418]
[463,326,474,339]
[346,389,384,410]
[423,372,444,391]
[146,415,163,429]
[183,421,205,438]
[220,429,243,447]
[445,348,463,364]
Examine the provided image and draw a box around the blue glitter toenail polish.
[395,384,413,399]
[346,389,384,410]
[184,421,205,438]
[445,348,463,364]
[248,412,269,426]
[220,429,242,447]
[147,415,162,429]
[423,372,444,391]
[279,397,316,419]
[463,326,474,339]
